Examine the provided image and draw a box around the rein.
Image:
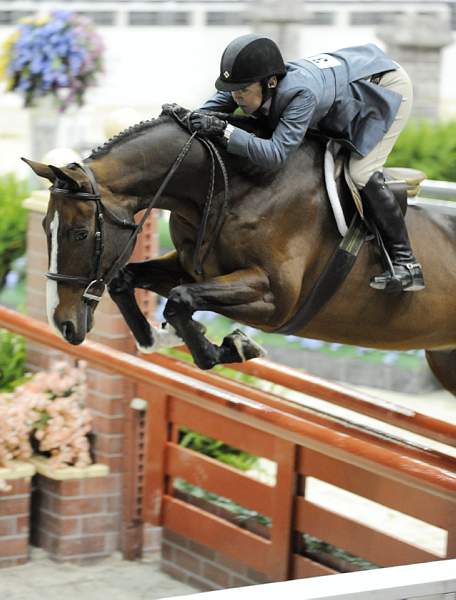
[47,108,230,304]
[162,105,230,275]
[46,130,197,304]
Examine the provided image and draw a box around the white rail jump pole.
[168,559,456,600]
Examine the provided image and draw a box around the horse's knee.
[164,285,194,321]
[108,266,135,295]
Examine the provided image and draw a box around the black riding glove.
[189,112,227,138]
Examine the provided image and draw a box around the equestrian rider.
[189,34,425,294]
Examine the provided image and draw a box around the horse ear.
[21,157,57,182]
[48,165,82,190]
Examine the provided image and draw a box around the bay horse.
[23,109,456,397]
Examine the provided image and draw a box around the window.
[128,11,190,26]
[77,11,115,26]
[0,10,33,24]
[350,12,402,26]
[206,12,248,26]
[302,12,334,26]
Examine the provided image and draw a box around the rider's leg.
[362,171,425,292]
[349,65,425,292]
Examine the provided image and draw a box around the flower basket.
[0,360,94,481]
[0,10,104,112]
[29,455,108,481]
[0,10,104,160]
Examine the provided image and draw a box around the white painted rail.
[420,180,456,201]
[168,560,456,600]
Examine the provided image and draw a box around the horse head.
[22,158,138,345]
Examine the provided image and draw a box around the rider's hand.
[189,112,227,138]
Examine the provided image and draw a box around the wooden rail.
[142,337,456,448]
[0,305,455,580]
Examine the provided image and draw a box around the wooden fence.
[0,306,455,581]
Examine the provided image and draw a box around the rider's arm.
[200,91,238,113]
[227,90,317,170]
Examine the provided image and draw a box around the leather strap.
[274,214,367,335]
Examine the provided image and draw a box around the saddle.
[275,146,427,335]
[324,140,426,236]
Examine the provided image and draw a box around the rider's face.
[231,82,263,114]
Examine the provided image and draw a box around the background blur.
[2,0,456,176]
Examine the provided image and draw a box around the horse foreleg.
[163,267,273,369]
[108,251,193,351]
[425,349,456,397]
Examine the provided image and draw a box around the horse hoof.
[137,323,182,353]
[222,329,266,363]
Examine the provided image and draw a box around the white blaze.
[46,211,62,335]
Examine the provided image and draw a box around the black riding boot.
[362,171,425,293]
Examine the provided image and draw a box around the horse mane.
[86,106,316,183]
[88,115,167,160]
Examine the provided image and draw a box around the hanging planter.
[0,10,105,159]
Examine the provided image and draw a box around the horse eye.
[73,230,88,242]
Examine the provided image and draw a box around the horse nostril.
[62,321,75,342]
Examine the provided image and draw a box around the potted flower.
[0,360,93,491]
[0,10,104,159]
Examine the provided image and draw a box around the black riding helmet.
[215,34,286,92]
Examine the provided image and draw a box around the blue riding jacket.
[200,43,402,170]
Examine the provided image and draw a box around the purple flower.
[4,10,104,111]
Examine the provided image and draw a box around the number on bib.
[306,53,341,69]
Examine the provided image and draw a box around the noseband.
[46,131,197,304]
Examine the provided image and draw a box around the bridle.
[46,107,230,305]
[46,130,198,304]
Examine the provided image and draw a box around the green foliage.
[0,329,26,391]
[0,173,29,290]
[179,427,259,471]
[158,214,173,251]
[303,534,378,570]
[386,120,456,182]
[174,479,270,525]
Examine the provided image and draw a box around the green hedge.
[386,120,456,182]
[0,173,29,290]
[0,329,26,391]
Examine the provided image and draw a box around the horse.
[23,109,456,397]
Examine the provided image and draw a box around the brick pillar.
[378,13,452,121]
[30,462,117,562]
[23,188,159,561]
[0,463,35,568]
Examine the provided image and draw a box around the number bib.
[305,53,341,69]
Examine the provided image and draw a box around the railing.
[1,306,454,580]
[168,559,456,600]
[418,179,456,202]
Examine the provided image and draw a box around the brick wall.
[161,528,269,592]
[23,193,159,562]
[30,473,119,562]
[0,477,32,568]
[160,490,270,591]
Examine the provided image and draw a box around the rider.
[189,34,425,294]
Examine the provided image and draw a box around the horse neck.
[87,121,209,218]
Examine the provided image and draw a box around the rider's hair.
[260,73,284,102]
